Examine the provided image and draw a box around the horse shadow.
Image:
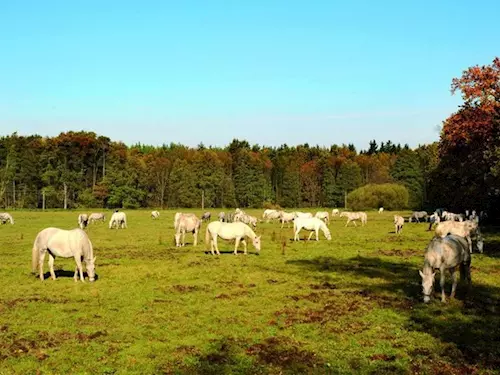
[203,250,260,256]
[286,255,500,370]
[40,270,100,281]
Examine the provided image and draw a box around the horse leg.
[48,254,57,280]
[182,230,186,247]
[294,228,299,241]
[214,237,220,255]
[307,231,314,241]
[74,256,85,282]
[194,229,198,246]
[209,235,215,255]
[234,237,240,255]
[345,219,349,227]
[316,229,319,241]
[39,250,47,281]
[450,267,458,299]
[74,266,79,282]
[241,239,247,254]
[440,269,446,302]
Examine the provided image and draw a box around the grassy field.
[0,209,499,375]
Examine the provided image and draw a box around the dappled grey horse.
[410,211,428,223]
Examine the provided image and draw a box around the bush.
[347,183,409,211]
[263,201,282,210]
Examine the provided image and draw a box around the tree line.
[1,58,498,215]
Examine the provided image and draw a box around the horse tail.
[205,225,211,246]
[32,240,39,273]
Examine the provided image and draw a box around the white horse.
[88,213,105,224]
[331,209,339,217]
[394,215,404,234]
[151,210,160,219]
[314,211,330,224]
[265,210,282,223]
[175,214,202,247]
[379,207,384,214]
[294,211,313,219]
[263,209,277,220]
[340,212,367,227]
[280,212,296,228]
[32,227,96,282]
[435,220,484,254]
[234,212,257,227]
[201,212,211,222]
[109,212,127,229]
[78,214,89,229]
[174,212,197,230]
[293,217,331,241]
[0,212,14,224]
[419,235,471,303]
[205,221,261,255]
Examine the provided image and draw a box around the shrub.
[347,183,409,211]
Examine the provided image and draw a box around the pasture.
[0,210,499,374]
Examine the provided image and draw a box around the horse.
[0,212,14,225]
[201,212,211,222]
[294,211,313,219]
[280,212,296,228]
[175,214,202,247]
[394,215,404,234]
[419,235,472,303]
[265,210,282,223]
[427,212,441,231]
[410,211,428,223]
[174,212,197,230]
[151,210,160,219]
[293,217,331,241]
[88,213,105,224]
[263,209,277,220]
[218,212,225,222]
[314,211,330,224]
[205,221,261,255]
[32,227,96,282]
[435,220,484,254]
[331,209,340,217]
[78,214,89,229]
[109,212,127,229]
[234,212,257,227]
[340,212,367,227]
[379,207,384,214]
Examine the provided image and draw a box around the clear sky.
[1,0,499,150]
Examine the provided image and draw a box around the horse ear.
[418,270,424,278]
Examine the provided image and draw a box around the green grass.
[0,209,499,375]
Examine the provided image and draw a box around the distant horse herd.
[0,206,490,303]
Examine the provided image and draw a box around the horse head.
[86,256,96,282]
[253,236,261,253]
[419,269,436,303]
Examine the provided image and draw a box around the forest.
[1,58,499,215]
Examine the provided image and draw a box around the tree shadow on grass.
[287,255,500,370]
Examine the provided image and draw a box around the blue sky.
[1,0,499,150]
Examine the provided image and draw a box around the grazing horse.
[0,212,14,224]
[201,212,211,222]
[175,214,202,247]
[205,221,261,255]
[394,215,404,234]
[410,211,428,223]
[218,212,225,222]
[293,217,331,241]
[234,212,258,227]
[78,214,89,229]
[294,211,313,219]
[314,211,330,224]
[263,209,277,220]
[340,212,367,227]
[331,209,340,217]
[435,220,484,254]
[151,210,160,219]
[174,212,197,230]
[379,207,384,214]
[32,228,96,282]
[280,211,296,228]
[109,212,127,229]
[88,213,105,224]
[419,235,471,303]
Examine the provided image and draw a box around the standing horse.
[280,212,296,228]
[0,212,14,224]
[151,211,160,219]
[435,220,484,254]
[410,211,428,223]
[88,213,105,224]
[315,211,330,224]
[293,217,331,241]
[78,214,89,229]
[340,212,367,227]
[201,212,211,222]
[32,227,96,282]
[379,207,384,214]
[419,235,471,303]
[205,221,261,255]
[331,209,340,217]
[109,212,127,229]
[394,215,404,234]
[175,214,202,247]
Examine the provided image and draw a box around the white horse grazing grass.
[174,212,197,230]
[205,221,261,255]
[32,228,96,282]
[394,215,404,234]
[78,214,89,229]
[234,213,257,227]
[419,235,471,303]
[340,212,367,227]
[314,211,330,224]
[379,207,384,214]
[201,212,211,222]
[263,209,277,220]
[331,209,340,217]
[0,212,14,224]
[294,211,313,219]
[264,210,282,223]
[109,212,127,229]
[151,210,160,219]
[293,217,331,241]
[88,213,105,224]
[175,214,202,247]
[435,220,483,254]
[280,212,296,228]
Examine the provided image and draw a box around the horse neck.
[244,225,256,239]
[83,238,94,262]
